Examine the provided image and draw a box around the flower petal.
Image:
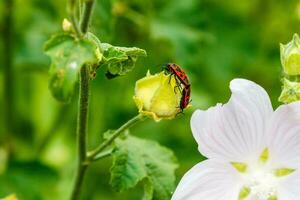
[171,159,241,200]
[277,169,300,200]
[191,79,273,162]
[267,101,300,168]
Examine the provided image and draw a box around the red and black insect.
[163,63,190,87]
[179,84,191,112]
[162,63,191,112]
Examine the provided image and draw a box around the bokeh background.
[0,0,299,199]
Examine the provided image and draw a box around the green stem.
[2,0,14,148]
[91,149,113,162]
[87,114,144,161]
[80,0,95,34]
[68,0,81,36]
[70,65,90,200]
[79,0,84,18]
[69,0,96,199]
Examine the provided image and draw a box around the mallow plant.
[43,0,188,200]
[43,0,300,199]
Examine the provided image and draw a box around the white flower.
[172,79,300,200]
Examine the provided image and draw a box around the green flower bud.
[278,78,300,103]
[62,18,73,32]
[133,71,182,121]
[280,33,300,75]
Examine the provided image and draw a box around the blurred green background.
[0,0,299,199]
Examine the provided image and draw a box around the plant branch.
[90,149,113,162]
[70,65,90,200]
[87,114,145,161]
[80,0,95,34]
[69,0,97,199]
[68,0,81,36]
[79,0,84,18]
[2,0,14,149]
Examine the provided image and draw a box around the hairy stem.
[69,0,96,199]
[2,0,14,148]
[68,0,81,36]
[87,114,144,161]
[91,149,113,162]
[80,0,95,34]
[70,65,90,200]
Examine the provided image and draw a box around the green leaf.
[110,134,178,200]
[44,33,99,102]
[100,43,147,78]
[86,32,102,50]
